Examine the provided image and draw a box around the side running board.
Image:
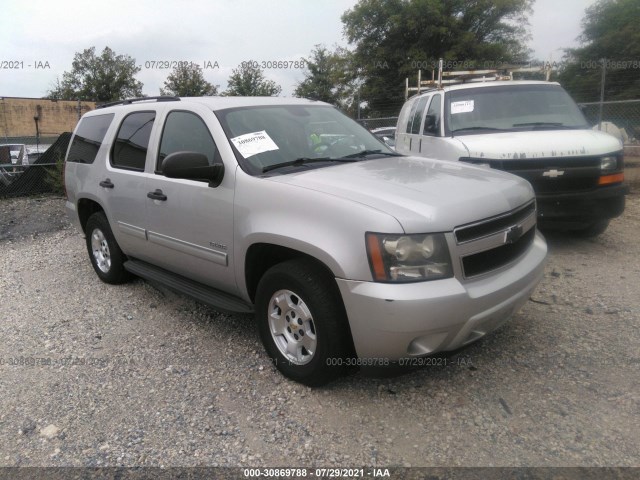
[124,259,254,314]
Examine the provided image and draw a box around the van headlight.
[366,232,453,282]
[600,155,618,171]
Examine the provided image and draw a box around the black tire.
[572,220,610,238]
[85,212,130,284]
[255,259,352,386]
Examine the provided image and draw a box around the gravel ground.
[0,193,638,468]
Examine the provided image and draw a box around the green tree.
[296,46,349,103]
[341,0,533,116]
[48,47,143,102]
[295,45,361,115]
[224,63,281,96]
[558,0,640,102]
[160,63,218,96]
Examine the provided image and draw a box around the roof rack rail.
[96,96,181,109]
[405,58,553,100]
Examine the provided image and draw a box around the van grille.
[493,157,601,195]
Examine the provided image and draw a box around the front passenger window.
[157,111,219,172]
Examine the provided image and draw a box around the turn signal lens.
[598,173,624,185]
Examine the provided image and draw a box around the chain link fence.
[578,99,640,145]
[0,133,71,198]
[356,117,398,131]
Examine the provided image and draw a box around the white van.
[395,80,628,236]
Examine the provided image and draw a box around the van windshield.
[445,84,589,135]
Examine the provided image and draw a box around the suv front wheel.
[255,259,351,386]
[85,212,130,284]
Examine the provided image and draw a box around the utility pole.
[598,58,606,131]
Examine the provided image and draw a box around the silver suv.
[64,96,547,385]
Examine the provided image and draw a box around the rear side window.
[111,112,155,171]
[66,114,114,164]
[410,96,429,134]
[397,100,414,134]
[157,111,218,172]
[404,100,419,133]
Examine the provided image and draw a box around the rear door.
[397,95,430,155]
[101,111,156,256]
[144,105,237,293]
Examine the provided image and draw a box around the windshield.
[215,105,396,175]
[445,84,589,135]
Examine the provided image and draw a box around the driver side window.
[157,111,219,173]
[423,94,442,136]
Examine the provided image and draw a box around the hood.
[456,129,623,160]
[268,156,534,233]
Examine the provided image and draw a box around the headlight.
[600,155,618,171]
[366,232,453,282]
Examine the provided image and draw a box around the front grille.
[455,201,535,243]
[462,228,535,277]
[495,157,602,195]
[454,201,537,278]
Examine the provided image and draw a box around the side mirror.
[162,151,225,187]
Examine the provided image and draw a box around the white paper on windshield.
[230,131,279,158]
[450,100,474,114]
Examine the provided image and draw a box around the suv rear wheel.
[255,259,351,386]
[85,212,130,284]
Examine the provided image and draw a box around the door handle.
[147,189,167,201]
[99,179,114,189]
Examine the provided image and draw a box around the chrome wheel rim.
[90,228,111,273]
[268,289,317,365]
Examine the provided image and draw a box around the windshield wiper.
[262,157,355,173]
[339,149,402,159]
[451,127,507,133]
[512,122,581,129]
[513,121,562,127]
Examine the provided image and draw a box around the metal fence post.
[598,58,606,131]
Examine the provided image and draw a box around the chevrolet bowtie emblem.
[542,169,565,178]
[504,225,524,244]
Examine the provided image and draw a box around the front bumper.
[337,231,547,360]
[537,183,628,227]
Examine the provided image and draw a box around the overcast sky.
[0,0,597,99]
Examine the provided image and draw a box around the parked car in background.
[0,143,51,166]
[25,144,52,163]
[0,144,27,185]
[371,126,396,149]
[396,80,629,236]
[0,143,52,186]
[0,144,29,166]
[65,96,546,385]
